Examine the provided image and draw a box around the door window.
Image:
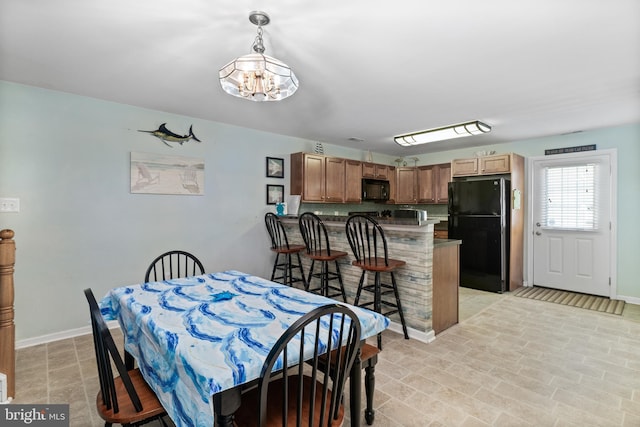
[540,163,599,231]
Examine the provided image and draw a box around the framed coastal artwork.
[266,184,284,205]
[266,157,284,178]
[130,152,204,195]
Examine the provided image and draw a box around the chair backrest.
[84,288,143,414]
[144,250,204,282]
[265,212,292,250]
[345,214,390,266]
[257,303,361,426]
[298,212,333,256]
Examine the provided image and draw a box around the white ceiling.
[1,0,639,156]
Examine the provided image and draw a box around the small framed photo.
[266,184,284,205]
[266,157,284,178]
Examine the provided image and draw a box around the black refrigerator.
[448,178,511,293]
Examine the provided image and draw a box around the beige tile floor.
[11,288,640,426]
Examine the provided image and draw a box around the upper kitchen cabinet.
[417,163,451,204]
[396,167,417,204]
[436,163,452,204]
[386,165,397,204]
[452,153,516,177]
[325,157,346,202]
[290,152,347,203]
[362,162,391,179]
[416,165,435,203]
[344,159,363,203]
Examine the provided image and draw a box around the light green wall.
[1,80,638,342]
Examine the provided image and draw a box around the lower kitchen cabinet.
[432,240,460,334]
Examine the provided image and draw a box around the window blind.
[541,163,599,231]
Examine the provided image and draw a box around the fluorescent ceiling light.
[394,121,491,146]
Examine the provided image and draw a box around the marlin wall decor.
[138,123,202,147]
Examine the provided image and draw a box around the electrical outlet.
[0,198,20,212]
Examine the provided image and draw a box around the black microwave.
[362,178,390,201]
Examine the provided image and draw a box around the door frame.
[526,149,618,298]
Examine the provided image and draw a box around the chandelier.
[219,11,298,102]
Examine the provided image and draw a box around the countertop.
[280,214,441,227]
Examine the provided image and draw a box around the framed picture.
[266,184,284,205]
[266,157,284,178]
[130,152,204,195]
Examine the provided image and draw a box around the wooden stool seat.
[306,249,348,262]
[270,243,307,254]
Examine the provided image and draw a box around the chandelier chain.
[252,26,265,54]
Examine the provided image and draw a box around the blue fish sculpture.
[139,123,202,147]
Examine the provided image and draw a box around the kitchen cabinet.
[325,157,346,202]
[434,229,448,239]
[362,162,390,179]
[387,165,397,203]
[344,160,362,203]
[432,240,460,334]
[395,167,417,204]
[451,158,478,176]
[416,163,451,204]
[290,153,346,203]
[436,163,451,204]
[416,166,435,203]
[452,153,513,177]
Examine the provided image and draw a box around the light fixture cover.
[219,53,298,101]
[219,11,298,102]
[395,121,491,146]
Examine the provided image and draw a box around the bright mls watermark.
[1,405,69,426]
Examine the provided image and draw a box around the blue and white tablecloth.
[100,270,389,427]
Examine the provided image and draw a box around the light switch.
[0,198,20,212]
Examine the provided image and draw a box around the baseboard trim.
[386,321,436,344]
[619,295,640,305]
[16,320,120,349]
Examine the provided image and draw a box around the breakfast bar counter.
[279,216,457,341]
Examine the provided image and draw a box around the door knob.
[536,222,541,227]
[535,231,542,236]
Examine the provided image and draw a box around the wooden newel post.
[0,229,16,400]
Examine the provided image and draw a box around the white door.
[531,151,614,297]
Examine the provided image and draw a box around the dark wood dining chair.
[127,250,205,370]
[345,214,409,348]
[144,250,204,282]
[265,212,308,288]
[233,303,361,427]
[84,288,168,427]
[318,341,381,425]
[298,212,348,301]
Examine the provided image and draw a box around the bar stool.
[264,213,307,288]
[345,214,409,348]
[298,212,348,302]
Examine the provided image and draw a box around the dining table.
[99,270,390,427]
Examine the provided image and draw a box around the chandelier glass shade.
[394,121,491,146]
[219,11,298,102]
